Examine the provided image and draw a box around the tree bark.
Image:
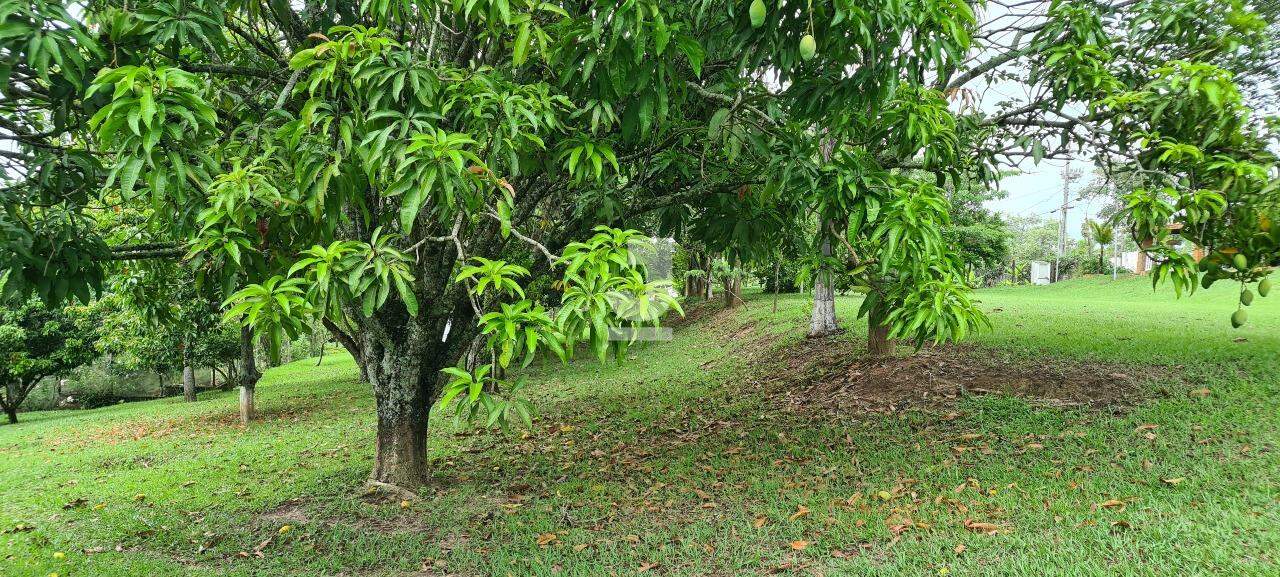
[239,326,262,424]
[723,275,741,308]
[808,232,839,337]
[361,309,471,488]
[867,321,893,356]
[4,405,15,425]
[181,341,197,402]
[772,260,780,313]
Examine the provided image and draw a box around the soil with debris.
[763,334,1153,414]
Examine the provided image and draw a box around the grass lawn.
[1,275,1277,576]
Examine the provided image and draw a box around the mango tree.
[3,0,1275,493]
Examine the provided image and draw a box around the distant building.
[1113,251,1150,272]
[1030,261,1051,285]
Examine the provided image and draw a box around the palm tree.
[1087,220,1115,271]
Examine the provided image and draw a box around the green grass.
[2,275,1278,576]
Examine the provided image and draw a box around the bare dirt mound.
[766,335,1151,414]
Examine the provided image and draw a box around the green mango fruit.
[749,0,766,28]
[1201,274,1215,290]
[1259,277,1272,297]
[1241,289,1254,306]
[799,34,816,60]
[1233,253,1248,270]
[1232,308,1247,328]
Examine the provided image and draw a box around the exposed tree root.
[363,480,421,502]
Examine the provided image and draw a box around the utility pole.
[1054,164,1081,282]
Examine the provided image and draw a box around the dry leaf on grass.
[962,519,1000,535]
[790,540,809,550]
[789,505,810,521]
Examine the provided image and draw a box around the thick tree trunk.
[809,234,839,337]
[362,314,466,488]
[239,326,262,424]
[4,406,15,425]
[181,342,197,402]
[867,321,893,356]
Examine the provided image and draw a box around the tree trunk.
[723,275,741,308]
[3,381,17,424]
[239,386,254,423]
[772,260,780,313]
[182,341,197,402]
[362,313,469,489]
[239,326,262,424]
[368,348,435,488]
[809,233,839,337]
[867,321,893,356]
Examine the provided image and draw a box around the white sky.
[987,160,1106,239]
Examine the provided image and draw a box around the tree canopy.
[0,297,99,423]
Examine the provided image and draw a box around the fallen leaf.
[878,490,893,501]
[1109,520,1133,532]
[790,540,809,550]
[789,505,810,521]
[963,519,1000,535]
[638,561,659,572]
[536,533,557,546]
[1161,477,1185,486]
[573,543,590,552]
[62,498,87,510]
[1189,388,1211,398]
[1099,499,1125,510]
[1134,424,1158,432]
[753,516,768,529]
[954,543,966,555]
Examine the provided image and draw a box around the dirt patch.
[260,498,311,525]
[765,336,1154,414]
